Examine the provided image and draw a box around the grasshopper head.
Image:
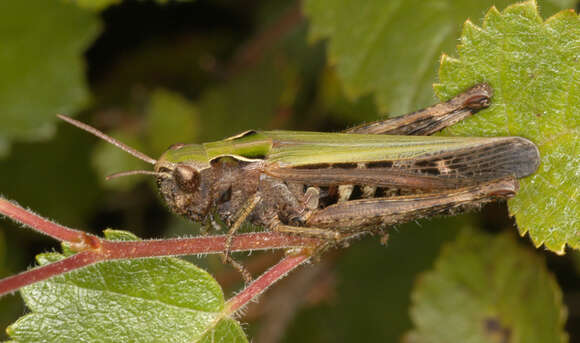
[57,114,214,222]
[155,143,213,221]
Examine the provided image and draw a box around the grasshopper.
[58,84,539,279]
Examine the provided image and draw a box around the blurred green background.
[0,0,579,342]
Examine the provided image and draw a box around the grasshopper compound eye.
[174,164,200,193]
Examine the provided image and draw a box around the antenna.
[57,114,157,165]
[106,170,167,180]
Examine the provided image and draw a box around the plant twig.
[253,260,332,343]
[0,197,321,297]
[0,252,103,297]
[0,198,94,244]
[223,253,311,316]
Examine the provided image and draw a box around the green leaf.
[7,230,248,343]
[434,0,579,253]
[0,0,100,156]
[303,0,572,115]
[102,228,141,241]
[148,88,200,157]
[407,229,567,343]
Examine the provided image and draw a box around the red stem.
[0,252,104,297]
[101,233,319,258]
[224,253,310,315]
[0,196,322,297]
[0,198,90,243]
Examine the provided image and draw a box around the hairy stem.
[0,252,103,297]
[0,198,93,244]
[224,253,311,316]
[0,197,321,297]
